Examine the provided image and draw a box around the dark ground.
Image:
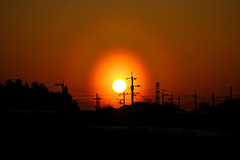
[1,111,239,142]
[1,111,239,158]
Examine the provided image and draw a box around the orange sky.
[1,0,240,110]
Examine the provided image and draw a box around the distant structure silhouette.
[162,90,169,105]
[126,72,140,105]
[169,93,173,105]
[212,93,215,107]
[155,82,160,104]
[194,91,198,111]
[94,93,102,110]
[230,86,232,101]
[55,79,65,93]
[178,96,180,109]
[123,91,126,105]
[118,91,128,106]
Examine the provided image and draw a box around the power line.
[66,80,239,111]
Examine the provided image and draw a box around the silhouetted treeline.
[0,79,79,112]
[199,98,240,114]
[89,100,240,133]
[100,97,240,115]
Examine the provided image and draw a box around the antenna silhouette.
[126,71,140,105]
[55,79,64,93]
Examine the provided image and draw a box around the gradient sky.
[1,0,240,110]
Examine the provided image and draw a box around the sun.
[112,80,127,93]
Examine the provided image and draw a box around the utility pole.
[178,96,180,110]
[155,82,160,104]
[55,79,64,93]
[170,93,173,105]
[94,93,102,110]
[168,93,173,105]
[121,91,126,106]
[194,91,198,111]
[162,90,169,105]
[123,91,125,105]
[118,91,128,105]
[230,86,232,101]
[126,71,140,105]
[212,93,215,107]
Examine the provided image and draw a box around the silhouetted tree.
[0,79,79,113]
[24,82,29,89]
[5,79,14,87]
[63,85,69,95]
[15,79,23,87]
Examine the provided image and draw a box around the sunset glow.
[89,48,151,105]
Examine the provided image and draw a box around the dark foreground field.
[1,111,240,158]
[1,111,239,145]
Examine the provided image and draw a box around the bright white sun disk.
[112,80,127,93]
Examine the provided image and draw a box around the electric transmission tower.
[94,93,102,110]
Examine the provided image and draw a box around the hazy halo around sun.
[112,80,127,93]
